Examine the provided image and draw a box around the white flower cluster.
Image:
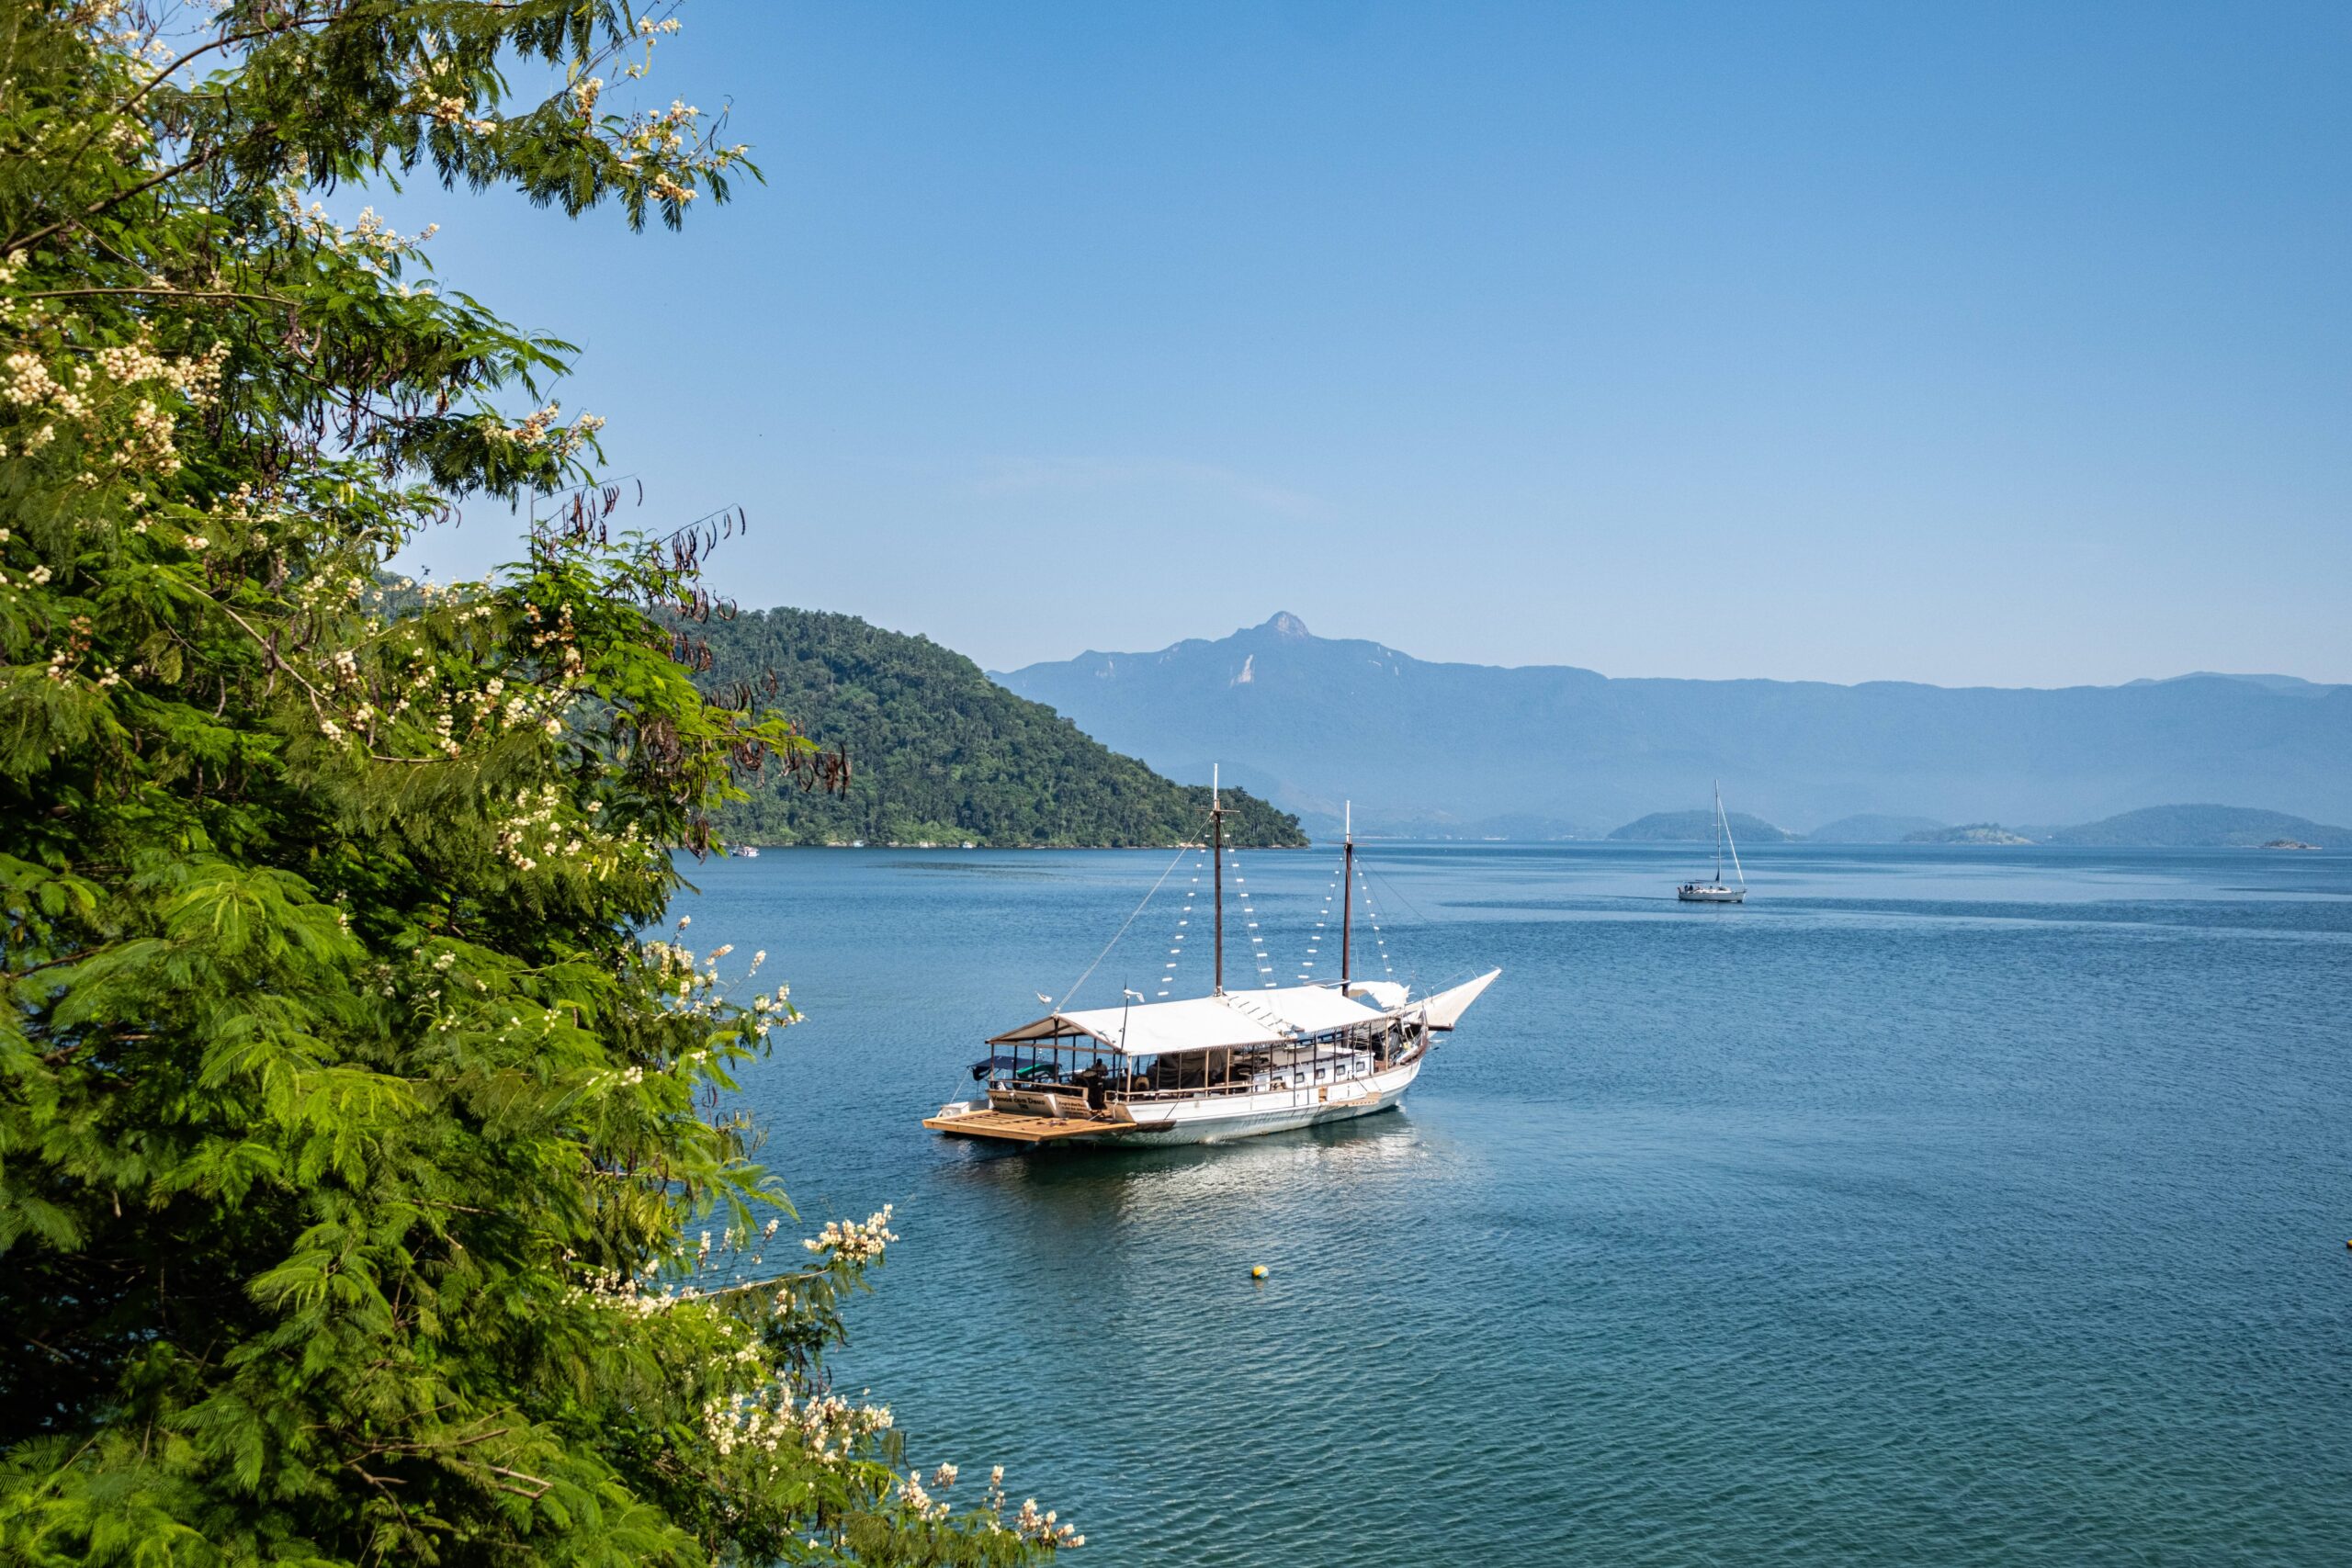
[492,782,603,873]
[0,333,226,477]
[942,1464,1087,1550]
[573,1266,682,1318]
[702,1380,896,1472]
[35,613,94,681]
[897,1468,953,1523]
[1012,1495,1086,1549]
[273,191,444,274]
[639,935,795,1042]
[282,588,646,821]
[397,47,498,137]
[484,400,605,457]
[802,1205,895,1265]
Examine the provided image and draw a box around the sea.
[671,841,2352,1566]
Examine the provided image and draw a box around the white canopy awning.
[1241,985,1387,1039]
[988,985,1390,1056]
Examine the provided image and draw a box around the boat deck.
[922,1109,1130,1144]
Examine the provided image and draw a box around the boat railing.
[1112,1079,1260,1105]
[1111,1064,1390,1104]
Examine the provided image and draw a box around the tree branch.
[10,137,248,254]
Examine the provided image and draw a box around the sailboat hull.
[1677,885,1745,903]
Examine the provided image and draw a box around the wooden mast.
[1212,764,1225,995]
[1340,799,1353,992]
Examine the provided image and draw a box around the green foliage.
[0,5,1071,1562]
[694,608,1308,849]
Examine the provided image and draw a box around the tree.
[0,4,1076,1562]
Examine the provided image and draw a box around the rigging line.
[1356,867,1397,984]
[1227,844,1278,987]
[1298,871,1338,981]
[1159,852,1201,997]
[1359,859,1433,927]
[1057,840,1193,1011]
[1352,862,1403,986]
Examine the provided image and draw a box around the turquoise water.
[675,843,2352,1565]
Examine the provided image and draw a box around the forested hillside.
[689,608,1306,847]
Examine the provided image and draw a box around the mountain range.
[1609,811,1796,844]
[995,615,2352,840]
[1612,806,2352,848]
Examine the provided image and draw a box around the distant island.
[2041,805,2350,849]
[1903,807,2352,847]
[1806,814,1949,843]
[1598,803,2352,849]
[1609,810,1797,843]
[1904,823,2039,845]
[687,609,1307,848]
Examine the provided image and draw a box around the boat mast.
[1713,782,1724,885]
[1341,799,1353,991]
[1212,764,1225,995]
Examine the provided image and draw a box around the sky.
[387,1,2352,687]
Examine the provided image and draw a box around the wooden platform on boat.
[922,1109,1129,1144]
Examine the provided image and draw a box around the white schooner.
[923,781,1499,1148]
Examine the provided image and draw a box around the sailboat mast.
[1212,764,1225,995]
[1714,782,1724,884]
[1341,800,1353,990]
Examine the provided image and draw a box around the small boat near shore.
[1678,784,1747,904]
[924,784,1498,1148]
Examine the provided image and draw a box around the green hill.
[686,608,1306,848]
[2043,804,2352,849]
[1608,810,1796,842]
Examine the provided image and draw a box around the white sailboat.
[1676,784,1747,904]
[924,783,1499,1148]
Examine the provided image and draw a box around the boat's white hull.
[1108,1059,1420,1145]
[1677,885,1744,903]
[949,1056,1425,1148]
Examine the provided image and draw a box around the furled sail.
[1419,968,1502,1031]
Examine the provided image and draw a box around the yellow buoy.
[1250,1265,1268,1280]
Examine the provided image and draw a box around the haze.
[391,0,2352,688]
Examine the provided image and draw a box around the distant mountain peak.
[995,619,2352,837]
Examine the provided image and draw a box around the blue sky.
[390,1,2351,687]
